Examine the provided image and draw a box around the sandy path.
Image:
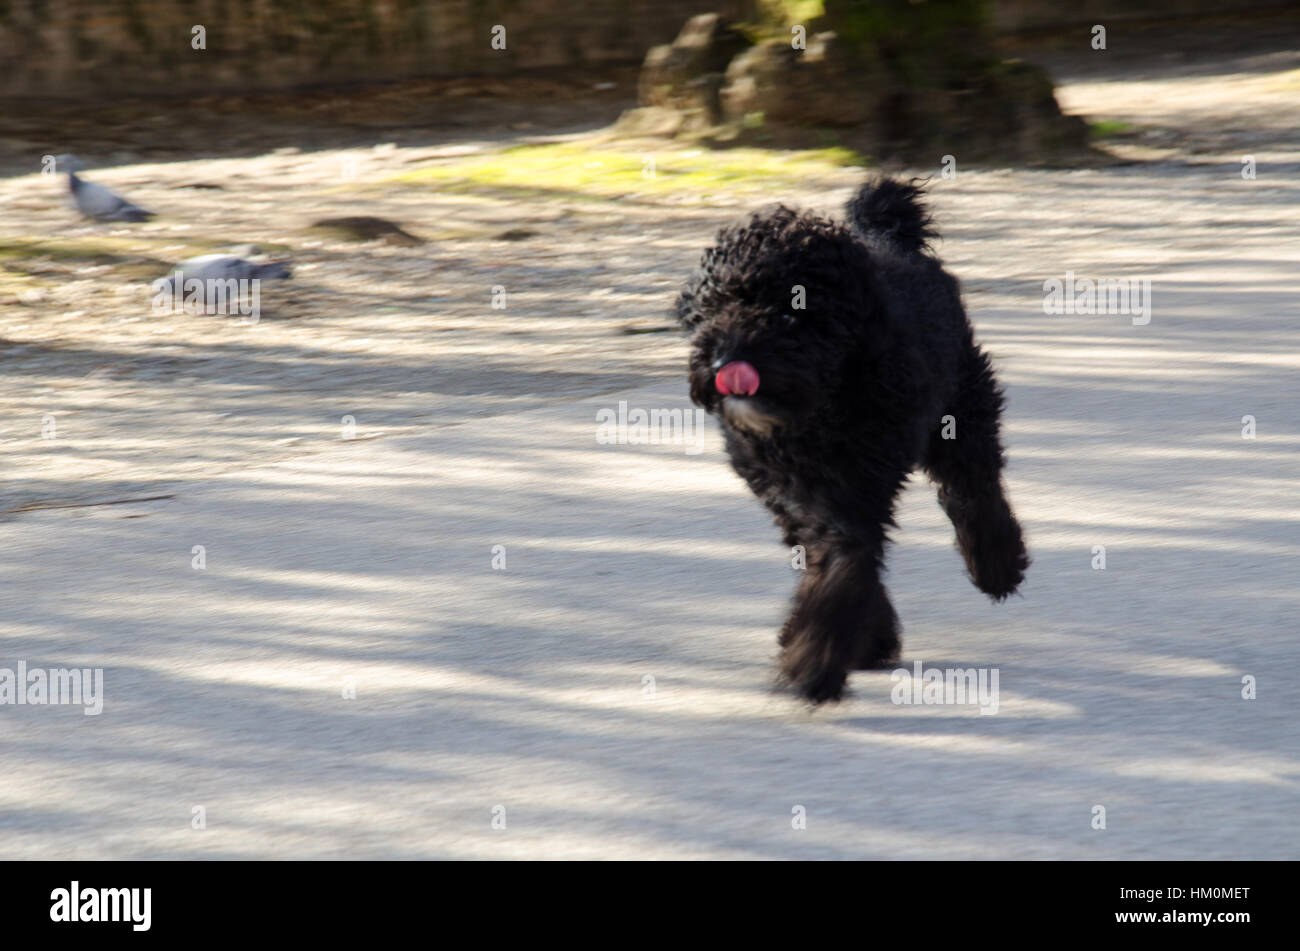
[0,41,1297,858]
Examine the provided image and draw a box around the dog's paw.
[954,512,1029,601]
[852,641,901,671]
[971,539,1029,601]
[779,643,850,705]
[851,608,901,670]
[938,490,1030,601]
[793,668,850,705]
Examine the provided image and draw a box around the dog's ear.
[674,207,816,333]
[674,270,708,333]
[673,234,735,333]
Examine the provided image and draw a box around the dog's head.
[675,205,874,437]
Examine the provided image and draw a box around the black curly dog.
[675,177,1028,704]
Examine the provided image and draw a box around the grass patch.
[0,236,294,282]
[0,237,173,282]
[0,236,156,266]
[390,141,868,201]
[1089,119,1134,140]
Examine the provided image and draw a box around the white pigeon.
[55,155,155,222]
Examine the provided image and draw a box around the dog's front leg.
[779,540,898,704]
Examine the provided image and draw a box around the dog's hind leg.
[924,345,1029,600]
[779,537,900,703]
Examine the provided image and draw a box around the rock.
[986,61,1090,158]
[612,106,687,139]
[637,13,749,123]
[309,216,424,246]
[893,60,1090,162]
[721,32,883,128]
[620,9,1089,163]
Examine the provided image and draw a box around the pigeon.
[165,254,292,285]
[55,154,155,222]
[153,254,292,314]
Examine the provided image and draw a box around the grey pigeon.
[167,254,292,284]
[154,254,292,313]
[55,154,155,222]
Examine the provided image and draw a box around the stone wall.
[0,1,1291,101]
[0,1,756,99]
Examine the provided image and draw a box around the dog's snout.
[710,354,731,371]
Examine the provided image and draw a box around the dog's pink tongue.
[715,361,760,396]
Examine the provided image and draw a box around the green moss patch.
[1090,120,1134,139]
[389,141,868,202]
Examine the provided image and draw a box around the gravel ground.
[0,34,1297,859]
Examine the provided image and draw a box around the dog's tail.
[846,177,936,255]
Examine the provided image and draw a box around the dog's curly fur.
[675,177,1029,704]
